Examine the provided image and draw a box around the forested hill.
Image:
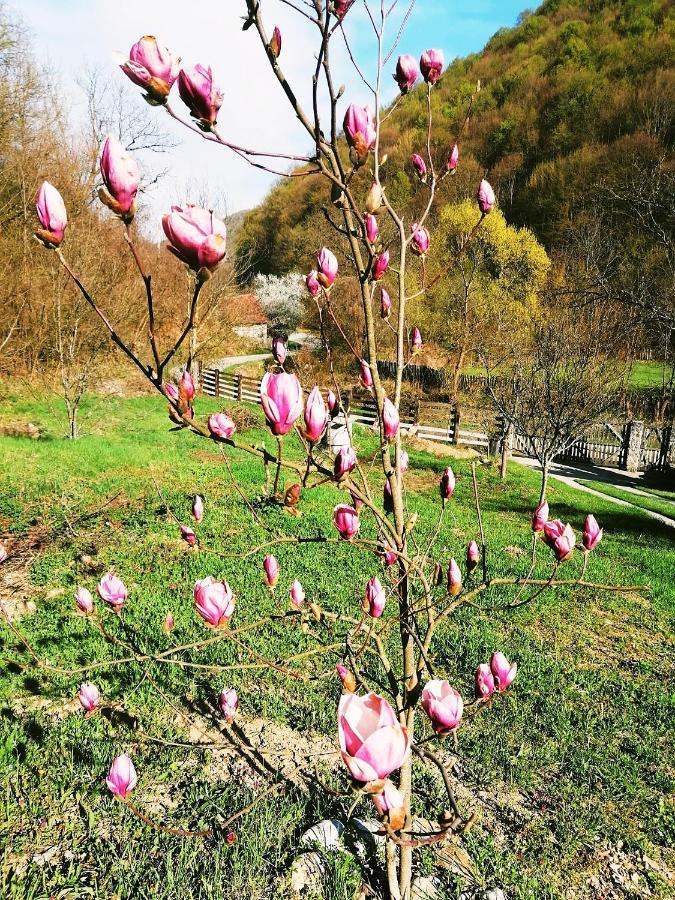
[234,0,674,279]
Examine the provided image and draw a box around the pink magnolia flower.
[162,205,227,273]
[467,540,480,573]
[420,49,444,84]
[180,525,197,547]
[164,382,179,403]
[383,544,397,567]
[334,0,355,19]
[380,288,392,320]
[337,692,410,784]
[180,370,196,402]
[178,64,223,128]
[372,251,390,281]
[447,558,462,596]
[477,179,496,215]
[75,586,94,615]
[272,335,288,367]
[106,754,137,799]
[411,153,427,179]
[290,579,305,609]
[306,270,321,297]
[303,386,328,443]
[99,135,140,217]
[327,390,338,414]
[382,397,399,441]
[447,142,459,172]
[343,103,376,159]
[363,576,386,618]
[490,651,517,692]
[411,327,423,351]
[35,181,67,247]
[263,554,279,588]
[364,213,379,244]
[531,500,549,533]
[317,247,338,288]
[543,519,576,562]
[410,225,430,256]
[334,445,357,479]
[192,495,204,523]
[336,663,357,693]
[400,449,409,473]
[333,504,360,541]
[78,682,100,713]
[372,780,406,831]
[440,466,455,501]
[260,371,303,436]
[208,412,236,440]
[163,611,175,633]
[359,359,374,390]
[422,680,463,735]
[582,514,603,552]
[219,687,239,723]
[475,663,496,700]
[97,573,128,611]
[270,26,282,59]
[393,54,419,94]
[193,576,235,628]
[117,36,180,103]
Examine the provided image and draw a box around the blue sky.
[16,0,527,226]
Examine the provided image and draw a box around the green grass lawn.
[578,480,675,522]
[627,361,675,391]
[1,386,674,899]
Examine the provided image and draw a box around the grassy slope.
[578,480,675,521]
[0,389,674,899]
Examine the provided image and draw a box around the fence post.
[451,405,460,445]
[236,375,243,402]
[621,420,644,471]
[658,423,675,470]
[412,398,420,425]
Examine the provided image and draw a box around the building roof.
[230,293,269,326]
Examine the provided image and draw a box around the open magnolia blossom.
[162,205,227,274]
[260,372,303,436]
[338,692,409,786]
[193,576,235,628]
[422,680,463,735]
[97,573,128,610]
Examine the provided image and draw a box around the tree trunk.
[68,402,79,440]
[539,461,549,504]
[452,347,466,397]
[500,423,512,481]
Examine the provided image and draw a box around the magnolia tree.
[27,5,643,898]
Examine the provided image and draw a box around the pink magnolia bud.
[543,519,576,562]
[447,558,462,596]
[383,479,394,514]
[359,359,374,390]
[372,251,389,281]
[208,412,236,440]
[317,247,338,288]
[178,64,223,128]
[303,386,328,443]
[290,579,305,609]
[490,651,517,692]
[327,390,338,414]
[467,540,480,573]
[219,687,239,723]
[336,664,357,693]
[582,514,603,552]
[306,270,321,297]
[350,490,364,511]
[420,49,444,84]
[475,663,495,700]
[447,142,459,173]
[393,54,419,94]
[531,500,549,533]
[106,754,137,799]
[400,449,409,473]
[384,546,398,567]
[411,327,423,351]
[118,36,180,103]
[477,179,496,215]
[75,586,94,615]
[263,554,279,588]
[364,213,379,244]
[270,26,282,58]
[334,0,354,19]
[411,153,427,179]
[163,611,175,633]
[192,495,204,523]
[99,135,140,218]
[410,225,430,256]
[333,504,360,541]
[180,524,198,547]
[78,682,100,713]
[35,181,67,247]
[164,382,179,403]
[372,780,406,831]
[180,370,196,402]
[343,104,376,160]
[272,335,288,366]
[337,692,409,784]
[97,573,128,611]
[382,397,399,441]
[193,576,235,628]
[422,679,463,735]
[440,466,455,501]
[334,445,357,479]
[380,288,392,320]
[363,576,386,618]
[260,371,303,436]
[162,205,227,273]
[366,181,384,215]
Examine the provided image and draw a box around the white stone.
[299,819,345,851]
